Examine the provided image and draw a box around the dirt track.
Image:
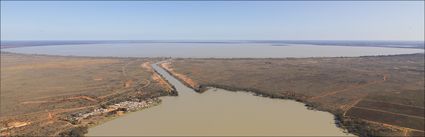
[0,53,172,136]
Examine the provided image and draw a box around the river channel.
[86,63,354,136]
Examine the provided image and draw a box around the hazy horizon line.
[2,40,424,42]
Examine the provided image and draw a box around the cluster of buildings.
[67,98,160,124]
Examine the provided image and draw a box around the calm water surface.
[4,43,423,58]
[86,63,354,136]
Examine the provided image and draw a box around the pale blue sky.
[1,1,424,41]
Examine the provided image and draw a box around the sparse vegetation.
[59,126,88,137]
[0,52,174,136]
[165,54,424,136]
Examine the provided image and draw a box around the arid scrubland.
[164,54,424,137]
[0,52,174,136]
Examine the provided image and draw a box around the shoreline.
[79,64,181,136]
[2,49,424,62]
[157,61,355,135]
[156,61,413,137]
[81,62,179,136]
[58,98,163,136]
[2,41,424,50]
[2,43,424,59]
[82,99,162,133]
[0,52,176,136]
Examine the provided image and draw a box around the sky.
[1,1,424,41]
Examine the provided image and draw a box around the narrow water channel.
[87,63,355,136]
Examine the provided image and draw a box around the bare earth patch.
[0,53,173,136]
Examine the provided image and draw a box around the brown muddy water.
[86,63,355,136]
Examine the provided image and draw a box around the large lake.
[3,43,423,58]
[5,43,423,136]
